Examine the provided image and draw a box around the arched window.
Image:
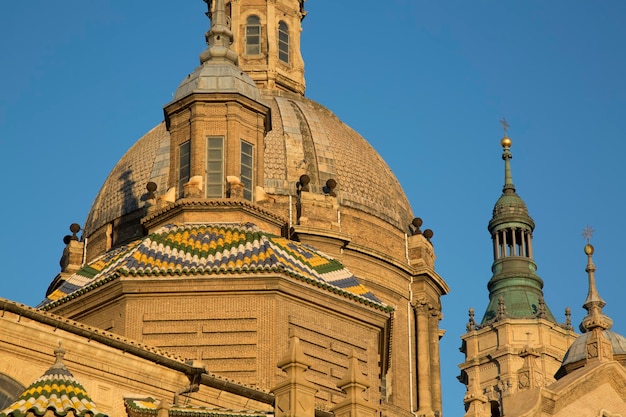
[245,15,261,55]
[278,21,289,63]
[0,373,26,409]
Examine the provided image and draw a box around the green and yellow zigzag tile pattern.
[40,223,387,311]
[0,365,107,417]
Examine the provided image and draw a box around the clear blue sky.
[1,1,626,415]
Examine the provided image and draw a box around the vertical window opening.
[246,15,261,55]
[490,401,501,417]
[241,140,254,201]
[278,21,289,63]
[178,140,191,199]
[206,137,224,198]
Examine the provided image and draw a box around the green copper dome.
[490,193,533,225]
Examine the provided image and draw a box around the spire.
[500,118,515,195]
[200,0,238,65]
[481,122,556,324]
[580,227,613,332]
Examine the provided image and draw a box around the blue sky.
[2,1,626,415]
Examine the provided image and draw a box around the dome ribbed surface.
[492,193,532,221]
[84,123,170,235]
[561,330,626,367]
[262,92,412,229]
[83,92,413,236]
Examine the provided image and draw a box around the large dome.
[84,90,413,238]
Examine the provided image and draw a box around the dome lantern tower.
[157,0,274,233]
[482,124,555,324]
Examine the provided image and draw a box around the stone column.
[414,299,434,417]
[429,307,443,414]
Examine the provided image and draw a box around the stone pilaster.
[271,336,317,417]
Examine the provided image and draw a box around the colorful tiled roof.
[40,223,388,311]
[0,344,107,417]
[125,398,271,417]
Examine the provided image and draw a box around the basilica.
[1,2,625,417]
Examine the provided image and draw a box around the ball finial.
[501,136,512,148]
[584,243,594,255]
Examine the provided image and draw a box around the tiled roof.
[0,345,107,417]
[125,398,271,417]
[40,223,388,311]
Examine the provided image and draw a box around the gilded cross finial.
[582,225,594,244]
[500,117,510,137]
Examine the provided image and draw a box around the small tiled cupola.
[0,342,108,417]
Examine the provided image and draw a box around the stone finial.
[496,297,508,321]
[517,335,543,390]
[466,308,477,332]
[323,179,337,197]
[463,376,489,417]
[145,181,158,213]
[60,225,85,274]
[411,218,423,235]
[500,119,516,195]
[336,350,369,396]
[45,341,72,376]
[271,335,316,417]
[536,297,547,319]
[54,341,66,365]
[580,242,613,333]
[330,350,377,417]
[577,237,615,365]
[561,307,573,330]
[277,335,311,370]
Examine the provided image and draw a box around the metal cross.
[500,117,510,136]
[582,225,594,243]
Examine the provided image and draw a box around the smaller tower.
[555,232,626,378]
[459,125,577,417]
[155,0,276,233]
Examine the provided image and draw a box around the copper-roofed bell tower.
[458,125,577,417]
